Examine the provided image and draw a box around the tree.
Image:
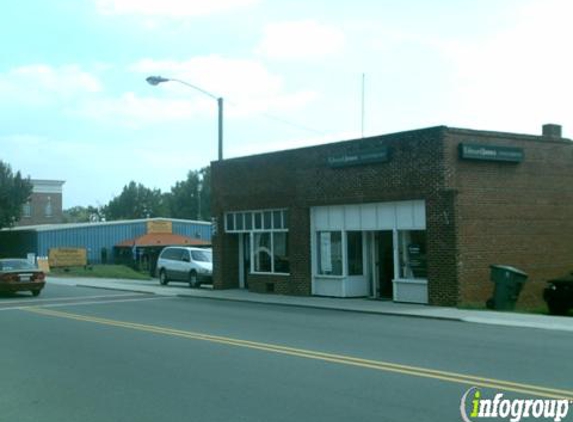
[104,181,168,220]
[198,166,211,220]
[0,161,33,229]
[166,166,211,220]
[63,205,106,223]
[166,170,201,220]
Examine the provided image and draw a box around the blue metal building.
[0,218,211,263]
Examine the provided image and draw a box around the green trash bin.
[487,265,528,311]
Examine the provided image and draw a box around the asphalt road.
[1,283,572,422]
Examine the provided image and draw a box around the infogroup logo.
[460,387,571,422]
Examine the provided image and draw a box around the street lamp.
[146,75,224,161]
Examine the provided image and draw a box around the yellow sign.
[49,248,87,267]
[147,220,173,234]
[37,257,51,273]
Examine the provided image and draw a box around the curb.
[48,279,573,332]
[74,283,159,295]
[175,293,465,323]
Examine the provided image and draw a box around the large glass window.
[398,230,427,279]
[254,232,272,273]
[225,209,290,275]
[347,231,363,276]
[317,231,343,276]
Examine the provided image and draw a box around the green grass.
[50,265,151,280]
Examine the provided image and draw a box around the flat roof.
[211,125,572,164]
[3,217,211,233]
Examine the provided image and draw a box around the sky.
[2,0,572,208]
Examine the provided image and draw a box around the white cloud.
[256,20,346,61]
[95,0,259,17]
[131,56,318,119]
[0,64,101,107]
[69,92,209,127]
[444,0,573,135]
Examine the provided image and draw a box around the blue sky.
[2,0,571,207]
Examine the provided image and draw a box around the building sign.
[37,257,50,273]
[459,143,524,163]
[328,146,390,168]
[49,248,87,267]
[147,220,173,234]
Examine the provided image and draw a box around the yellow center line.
[23,306,573,401]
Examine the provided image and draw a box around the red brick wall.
[445,129,573,308]
[17,192,64,226]
[212,127,460,305]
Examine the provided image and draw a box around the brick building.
[211,124,573,307]
[16,179,65,226]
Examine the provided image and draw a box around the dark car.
[0,259,46,297]
[543,272,573,315]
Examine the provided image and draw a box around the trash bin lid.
[490,265,528,276]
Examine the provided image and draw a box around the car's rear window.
[0,259,37,271]
[191,250,212,262]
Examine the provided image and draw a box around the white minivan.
[156,247,212,288]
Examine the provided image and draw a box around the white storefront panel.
[311,200,428,303]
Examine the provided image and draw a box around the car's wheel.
[159,270,169,286]
[188,271,200,288]
[31,290,41,297]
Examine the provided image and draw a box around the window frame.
[316,230,344,277]
[225,209,290,275]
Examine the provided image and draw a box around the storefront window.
[317,231,343,276]
[254,232,272,273]
[398,230,427,279]
[225,209,290,275]
[347,231,363,275]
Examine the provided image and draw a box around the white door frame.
[238,233,245,289]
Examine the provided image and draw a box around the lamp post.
[146,76,223,161]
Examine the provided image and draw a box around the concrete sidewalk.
[46,276,573,333]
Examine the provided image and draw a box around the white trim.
[311,201,428,300]
[31,179,65,194]
[314,274,345,279]
[225,208,289,233]
[238,234,245,289]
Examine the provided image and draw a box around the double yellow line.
[25,306,573,401]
